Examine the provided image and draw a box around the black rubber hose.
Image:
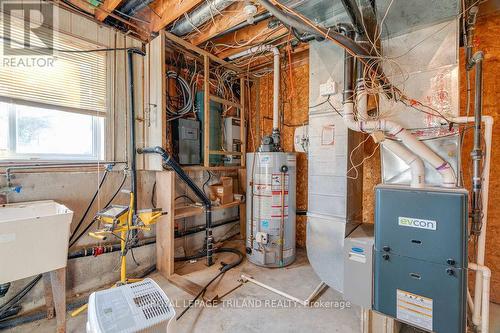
[69,169,109,242]
[69,172,128,248]
[137,146,214,266]
[138,147,210,207]
[176,247,243,320]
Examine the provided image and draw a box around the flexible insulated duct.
[170,0,235,36]
[120,0,154,17]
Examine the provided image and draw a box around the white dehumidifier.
[86,278,175,333]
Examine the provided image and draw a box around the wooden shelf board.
[209,150,243,156]
[209,95,242,109]
[174,205,203,219]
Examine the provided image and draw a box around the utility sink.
[0,200,73,284]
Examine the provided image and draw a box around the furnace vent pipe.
[469,262,491,333]
[357,72,426,188]
[342,101,456,187]
[342,48,455,187]
[228,45,280,131]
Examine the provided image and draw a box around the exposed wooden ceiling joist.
[95,0,124,21]
[148,0,205,33]
[248,42,309,72]
[187,1,266,46]
[212,19,288,59]
[61,0,96,14]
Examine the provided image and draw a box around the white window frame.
[0,19,111,163]
[0,98,106,162]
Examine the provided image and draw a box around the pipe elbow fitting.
[472,51,485,62]
[467,50,484,70]
[437,163,456,188]
[483,266,492,278]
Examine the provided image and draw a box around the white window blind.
[0,15,107,114]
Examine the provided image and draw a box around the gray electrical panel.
[373,185,468,333]
[173,118,200,165]
[344,224,374,308]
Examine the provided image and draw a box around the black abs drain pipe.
[137,146,215,266]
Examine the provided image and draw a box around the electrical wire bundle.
[166,70,194,120]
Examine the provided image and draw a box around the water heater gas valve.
[255,232,269,244]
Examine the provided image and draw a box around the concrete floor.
[4,240,500,333]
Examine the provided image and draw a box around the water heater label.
[396,289,433,331]
[398,216,436,231]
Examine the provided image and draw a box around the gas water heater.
[246,152,296,267]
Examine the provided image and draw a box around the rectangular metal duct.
[378,18,460,186]
[307,40,363,293]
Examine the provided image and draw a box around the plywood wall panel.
[459,12,500,303]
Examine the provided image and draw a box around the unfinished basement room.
[1,0,500,332]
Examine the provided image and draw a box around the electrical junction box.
[224,117,242,166]
[319,78,337,96]
[172,118,200,165]
[373,185,468,333]
[293,125,309,153]
[343,223,374,309]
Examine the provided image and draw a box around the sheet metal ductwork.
[170,0,235,36]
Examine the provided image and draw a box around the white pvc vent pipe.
[342,101,456,187]
[228,45,280,131]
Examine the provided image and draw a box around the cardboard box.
[209,177,233,205]
[220,176,233,188]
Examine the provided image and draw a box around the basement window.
[0,102,104,161]
[0,14,107,161]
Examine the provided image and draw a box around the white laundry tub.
[0,200,73,283]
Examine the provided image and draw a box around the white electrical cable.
[166,71,193,119]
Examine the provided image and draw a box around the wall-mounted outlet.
[294,125,309,153]
[319,78,337,96]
